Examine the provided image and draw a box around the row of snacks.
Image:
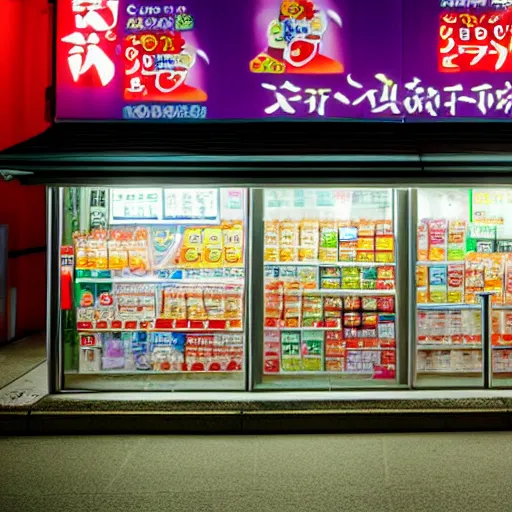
[264,219,394,263]
[79,332,243,373]
[416,349,482,372]
[76,267,245,281]
[264,265,395,290]
[417,253,512,304]
[76,282,244,331]
[73,223,244,272]
[264,288,395,329]
[417,220,508,262]
[263,330,396,374]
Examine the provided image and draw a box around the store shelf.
[307,289,395,296]
[417,303,479,310]
[266,371,376,376]
[492,345,512,349]
[78,370,243,375]
[264,262,395,267]
[75,277,245,285]
[78,328,244,333]
[417,344,482,351]
[416,261,465,266]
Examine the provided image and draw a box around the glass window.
[61,187,248,391]
[260,188,398,389]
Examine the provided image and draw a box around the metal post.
[477,292,493,389]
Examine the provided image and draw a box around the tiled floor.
[0,334,46,388]
[0,432,510,511]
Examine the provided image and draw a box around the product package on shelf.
[78,331,243,373]
[428,219,448,261]
[263,330,281,373]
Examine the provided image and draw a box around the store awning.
[2,122,512,184]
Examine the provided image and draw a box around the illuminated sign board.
[56,0,512,120]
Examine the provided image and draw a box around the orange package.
[223,222,244,267]
[108,229,129,270]
[128,228,150,274]
[186,289,207,321]
[74,232,89,270]
[485,254,505,304]
[428,219,448,261]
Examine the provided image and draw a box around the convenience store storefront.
[5,0,512,398]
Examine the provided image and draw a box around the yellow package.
[299,220,319,262]
[279,221,299,262]
[223,222,244,266]
[417,290,428,303]
[264,220,279,247]
[376,235,394,251]
[358,220,375,237]
[447,291,463,303]
[375,251,395,263]
[180,228,202,267]
[264,247,279,262]
[356,251,375,262]
[202,227,223,268]
[357,237,375,251]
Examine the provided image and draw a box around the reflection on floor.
[0,432,511,512]
[0,334,46,388]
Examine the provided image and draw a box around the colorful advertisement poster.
[56,0,512,121]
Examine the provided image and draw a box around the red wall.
[0,0,52,339]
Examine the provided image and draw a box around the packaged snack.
[417,220,429,261]
[131,332,151,370]
[151,332,186,371]
[344,296,362,311]
[447,264,464,303]
[321,278,341,289]
[339,241,357,262]
[301,331,324,371]
[465,253,485,303]
[74,233,89,270]
[224,285,244,325]
[325,358,345,371]
[127,228,150,275]
[161,285,187,320]
[485,254,505,302]
[281,331,302,371]
[299,220,319,262]
[279,266,298,280]
[362,312,378,328]
[362,296,378,311]
[102,333,126,370]
[298,266,317,288]
[202,227,223,267]
[377,296,395,313]
[447,220,466,261]
[375,235,394,252]
[428,219,448,261]
[356,251,375,262]
[264,281,283,327]
[302,293,323,327]
[357,237,375,251]
[361,266,377,290]
[321,266,341,278]
[325,330,345,357]
[358,220,376,237]
[223,222,244,266]
[416,265,428,287]
[505,255,512,305]
[378,316,395,339]
[283,282,302,328]
[204,286,225,320]
[344,312,361,327]
[180,228,202,266]
[264,330,281,373]
[80,347,102,373]
[375,251,395,263]
[319,221,338,263]
[279,221,299,262]
[324,296,343,328]
[342,267,361,290]
[375,220,393,236]
[264,220,279,262]
[429,265,447,303]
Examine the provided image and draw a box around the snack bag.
[377,265,395,290]
[417,220,429,261]
[128,228,150,275]
[224,285,244,327]
[108,229,129,270]
[375,251,395,263]
[447,264,464,303]
[264,330,281,373]
[428,219,448,261]
[301,331,324,371]
[302,293,323,327]
[283,282,302,328]
[505,255,512,305]
[375,235,394,252]
[161,285,187,320]
[377,296,395,313]
[223,222,244,267]
[375,220,393,236]
[485,254,505,303]
[344,295,362,311]
[202,227,223,268]
[319,221,338,263]
[320,266,341,289]
[429,265,447,303]
[264,221,279,262]
[204,286,225,320]
[281,331,302,371]
[356,251,375,262]
[299,220,319,262]
[416,265,428,304]
[74,232,89,270]
[298,266,317,289]
[361,266,377,290]
[362,296,377,311]
[180,228,202,267]
[358,220,376,237]
[264,281,283,327]
[342,267,361,290]
[324,296,343,328]
[465,253,485,304]
[447,220,467,261]
[279,221,299,262]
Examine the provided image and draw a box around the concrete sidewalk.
[0,432,511,512]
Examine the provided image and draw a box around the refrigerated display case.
[60,187,248,391]
[414,188,512,388]
[260,188,400,388]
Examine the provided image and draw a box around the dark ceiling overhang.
[2,121,512,184]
